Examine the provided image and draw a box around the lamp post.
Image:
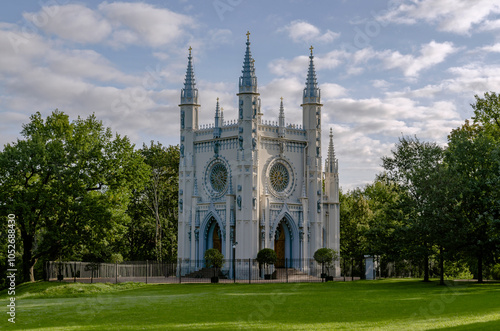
[232,242,238,282]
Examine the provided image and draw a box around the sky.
[0,0,499,191]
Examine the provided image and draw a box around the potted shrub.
[314,248,338,282]
[204,249,224,283]
[256,248,277,280]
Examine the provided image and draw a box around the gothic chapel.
[177,32,340,276]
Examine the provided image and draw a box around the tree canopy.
[0,110,150,282]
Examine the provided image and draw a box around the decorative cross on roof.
[189,46,192,55]
[310,45,314,56]
[246,31,250,41]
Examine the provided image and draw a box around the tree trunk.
[343,258,346,281]
[439,247,444,285]
[423,254,430,282]
[477,253,483,283]
[21,232,36,282]
[351,258,354,281]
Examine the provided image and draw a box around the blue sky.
[1,0,499,190]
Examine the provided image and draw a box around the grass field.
[1,279,500,330]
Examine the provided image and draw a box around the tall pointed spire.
[278,97,285,138]
[325,128,337,173]
[239,31,258,93]
[213,98,222,138]
[303,45,320,104]
[181,46,198,104]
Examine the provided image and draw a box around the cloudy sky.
[1,0,499,190]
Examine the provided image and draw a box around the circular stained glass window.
[210,163,228,192]
[269,162,289,192]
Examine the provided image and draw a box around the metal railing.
[46,258,347,284]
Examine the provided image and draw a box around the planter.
[320,273,327,279]
[326,276,334,282]
[264,274,272,280]
[57,274,64,281]
[211,276,219,283]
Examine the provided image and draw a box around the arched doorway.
[206,218,222,253]
[274,222,287,267]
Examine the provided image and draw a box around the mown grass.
[1,279,499,330]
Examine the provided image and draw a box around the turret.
[239,31,258,94]
[301,45,323,256]
[213,98,222,138]
[278,97,285,138]
[180,46,199,131]
[325,128,338,174]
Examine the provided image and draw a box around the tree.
[445,120,500,282]
[314,248,338,277]
[125,142,179,262]
[381,136,444,282]
[204,248,224,279]
[340,189,371,279]
[0,110,149,282]
[256,248,277,276]
[471,92,500,131]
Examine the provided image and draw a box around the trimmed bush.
[204,249,224,269]
[314,248,338,277]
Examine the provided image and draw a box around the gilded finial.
[217,97,219,102]
[280,96,283,102]
[310,45,314,56]
[246,31,250,41]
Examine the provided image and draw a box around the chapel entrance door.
[274,222,285,267]
[212,223,222,253]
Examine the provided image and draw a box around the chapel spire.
[325,128,337,173]
[239,31,258,93]
[213,98,222,138]
[278,97,285,138]
[181,46,198,104]
[303,45,320,104]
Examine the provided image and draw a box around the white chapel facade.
[177,33,340,275]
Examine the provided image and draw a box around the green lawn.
[1,279,500,330]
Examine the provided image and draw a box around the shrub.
[204,249,224,269]
[314,248,338,276]
[256,248,277,275]
[256,248,277,266]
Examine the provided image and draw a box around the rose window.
[210,163,228,193]
[269,162,289,192]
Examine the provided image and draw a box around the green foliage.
[256,248,277,266]
[340,189,371,260]
[0,110,150,282]
[381,135,445,281]
[313,248,338,264]
[125,142,179,262]
[204,248,224,269]
[314,248,338,276]
[471,91,500,131]
[489,264,500,280]
[446,118,500,282]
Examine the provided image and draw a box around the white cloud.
[480,19,500,31]
[481,43,500,53]
[380,0,500,35]
[99,2,195,48]
[47,49,139,85]
[280,20,340,44]
[23,4,112,43]
[381,41,457,77]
